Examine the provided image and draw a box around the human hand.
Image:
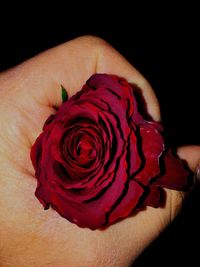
[0,36,199,267]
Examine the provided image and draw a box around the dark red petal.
[70,84,109,112]
[129,128,142,176]
[53,170,115,203]
[37,188,106,230]
[153,150,190,191]
[35,145,129,230]
[108,180,144,223]
[86,74,131,100]
[143,186,162,208]
[30,133,44,171]
[42,123,65,166]
[56,101,99,125]
[134,125,164,185]
[35,181,51,209]
[43,114,55,130]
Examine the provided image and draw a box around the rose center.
[76,136,96,159]
[64,132,97,166]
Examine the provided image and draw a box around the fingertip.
[177,145,200,172]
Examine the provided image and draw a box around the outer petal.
[86,74,131,100]
[108,180,144,223]
[30,132,44,171]
[134,125,164,185]
[129,128,142,176]
[43,114,55,130]
[50,162,116,203]
[143,186,163,208]
[153,150,190,191]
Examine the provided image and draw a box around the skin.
[0,36,200,267]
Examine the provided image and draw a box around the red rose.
[31,74,189,230]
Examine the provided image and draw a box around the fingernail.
[194,164,200,185]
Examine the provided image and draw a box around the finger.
[0,36,161,147]
[0,36,100,108]
[0,36,160,121]
[177,145,200,172]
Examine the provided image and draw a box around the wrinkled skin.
[0,36,200,267]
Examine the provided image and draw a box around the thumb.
[177,145,200,173]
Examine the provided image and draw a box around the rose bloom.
[31,74,189,230]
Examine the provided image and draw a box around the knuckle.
[75,35,110,48]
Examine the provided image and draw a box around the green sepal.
[61,85,68,103]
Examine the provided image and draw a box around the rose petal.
[86,74,131,100]
[153,150,190,191]
[143,186,162,208]
[51,169,115,203]
[108,180,144,223]
[129,128,142,176]
[43,114,55,130]
[134,125,164,185]
[55,101,99,125]
[30,133,44,171]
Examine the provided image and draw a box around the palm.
[0,36,191,267]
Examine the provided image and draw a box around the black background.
[0,5,199,266]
